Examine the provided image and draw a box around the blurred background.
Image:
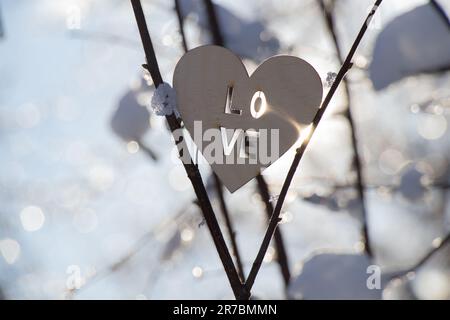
[1,0,450,300]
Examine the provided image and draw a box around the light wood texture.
[173,45,323,193]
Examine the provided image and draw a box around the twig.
[245,0,384,292]
[0,2,4,39]
[383,233,450,283]
[430,0,450,30]
[174,0,246,284]
[201,0,293,294]
[174,0,188,52]
[213,174,246,282]
[203,0,224,46]
[403,232,450,275]
[199,0,247,283]
[130,0,248,300]
[68,205,193,298]
[381,188,450,283]
[405,186,450,273]
[68,30,140,49]
[256,175,291,288]
[317,0,372,257]
[137,139,159,161]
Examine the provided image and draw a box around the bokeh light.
[20,206,45,232]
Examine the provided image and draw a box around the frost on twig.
[269,194,280,203]
[150,82,179,117]
[325,72,337,88]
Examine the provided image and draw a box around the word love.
[174,46,323,192]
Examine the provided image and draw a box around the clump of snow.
[288,253,385,300]
[325,72,337,88]
[369,3,450,91]
[150,83,179,117]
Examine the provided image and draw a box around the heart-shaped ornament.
[173,45,323,192]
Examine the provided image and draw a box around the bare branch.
[130,0,248,300]
[245,0,384,292]
[317,0,372,257]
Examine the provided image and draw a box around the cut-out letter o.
[250,91,267,119]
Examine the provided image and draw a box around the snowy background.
[0,0,450,299]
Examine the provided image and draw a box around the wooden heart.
[173,45,323,193]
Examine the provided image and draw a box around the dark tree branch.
[0,3,4,39]
[130,0,248,300]
[317,0,372,257]
[137,138,158,161]
[203,0,225,46]
[256,175,291,288]
[384,233,450,283]
[405,187,450,273]
[213,174,246,282]
[405,233,450,275]
[174,0,188,52]
[174,0,246,284]
[430,0,450,30]
[201,0,292,295]
[245,0,384,292]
